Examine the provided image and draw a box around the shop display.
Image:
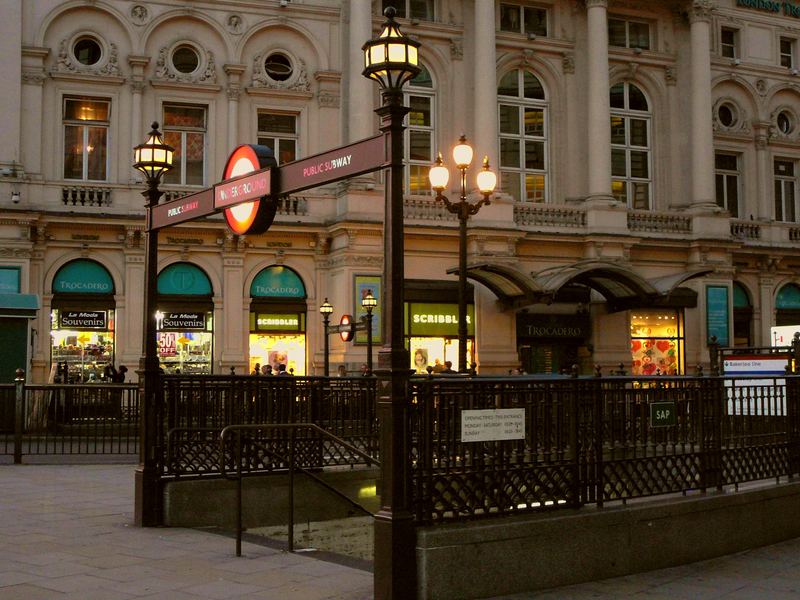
[629,311,683,376]
[158,331,212,374]
[249,333,306,375]
[50,309,115,382]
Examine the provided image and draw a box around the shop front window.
[629,311,684,375]
[406,302,475,373]
[156,311,213,374]
[50,308,115,382]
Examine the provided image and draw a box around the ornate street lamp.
[319,298,333,377]
[361,291,377,375]
[132,122,174,527]
[429,136,496,373]
[362,7,419,599]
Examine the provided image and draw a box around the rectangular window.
[500,3,548,37]
[406,92,434,194]
[257,112,297,165]
[63,97,109,181]
[780,37,795,69]
[382,0,434,21]
[163,104,206,187]
[608,18,650,50]
[715,152,740,218]
[721,27,738,59]
[775,159,797,222]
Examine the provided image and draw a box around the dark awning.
[0,293,39,318]
[453,260,713,312]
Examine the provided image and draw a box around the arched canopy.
[250,265,306,299]
[777,283,800,309]
[157,262,212,296]
[454,260,711,312]
[52,259,114,295]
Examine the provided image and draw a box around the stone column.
[0,0,22,171]
[758,274,775,348]
[224,64,246,153]
[586,0,612,201]
[220,252,246,372]
[474,0,498,168]
[754,124,771,220]
[689,0,717,210]
[348,0,374,143]
[20,47,48,178]
[128,56,150,182]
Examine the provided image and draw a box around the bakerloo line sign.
[150,134,387,233]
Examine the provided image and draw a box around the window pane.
[383,0,405,18]
[787,182,796,222]
[775,180,784,221]
[86,127,107,180]
[716,153,738,170]
[409,131,431,161]
[612,179,627,203]
[500,4,522,33]
[628,85,648,111]
[258,113,296,134]
[279,139,296,164]
[610,116,626,144]
[610,84,625,109]
[629,119,648,146]
[524,141,545,170]
[524,8,548,37]
[185,132,204,185]
[628,22,650,50]
[611,149,627,177]
[63,125,83,179]
[162,131,182,185]
[524,108,544,136]
[715,174,726,208]
[408,96,431,126]
[631,182,649,209]
[409,0,433,20]
[409,165,428,194]
[523,71,545,100]
[500,138,520,168]
[499,105,518,134]
[498,70,519,97]
[630,151,649,178]
[257,137,275,153]
[608,19,627,47]
[726,175,739,217]
[525,173,545,202]
[501,171,521,201]
[411,65,433,88]
[775,160,794,176]
[64,99,109,122]
[164,105,205,128]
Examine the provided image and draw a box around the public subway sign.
[60,310,107,329]
[736,0,800,16]
[151,188,214,230]
[461,409,526,443]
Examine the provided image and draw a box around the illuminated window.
[610,82,651,209]
[404,65,435,195]
[63,97,109,181]
[258,113,297,165]
[629,311,684,376]
[163,104,206,186]
[498,69,548,202]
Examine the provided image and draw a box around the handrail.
[219,422,381,556]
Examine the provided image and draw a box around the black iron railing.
[1,382,140,459]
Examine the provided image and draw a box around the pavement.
[2,463,800,600]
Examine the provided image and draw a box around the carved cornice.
[52,37,121,78]
[22,70,46,86]
[688,0,715,24]
[318,91,340,108]
[585,0,608,8]
[251,55,311,92]
[154,46,217,85]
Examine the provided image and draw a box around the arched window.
[498,69,548,202]
[405,64,435,195]
[610,82,651,209]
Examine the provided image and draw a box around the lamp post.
[132,122,174,526]
[362,7,419,599]
[361,291,377,375]
[319,298,333,376]
[429,137,497,373]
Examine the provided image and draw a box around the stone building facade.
[1,0,800,382]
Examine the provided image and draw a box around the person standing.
[251,363,261,376]
[276,363,290,376]
[441,361,456,374]
[261,364,273,376]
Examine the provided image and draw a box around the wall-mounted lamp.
[11,190,20,204]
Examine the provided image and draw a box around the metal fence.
[1,382,140,458]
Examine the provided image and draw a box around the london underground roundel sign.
[339,314,355,342]
[221,144,278,235]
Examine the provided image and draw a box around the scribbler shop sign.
[737,0,800,16]
[60,310,107,329]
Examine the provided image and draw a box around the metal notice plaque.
[461,409,525,442]
[650,401,677,427]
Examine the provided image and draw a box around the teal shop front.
[248,266,307,375]
[157,263,214,374]
[49,259,116,382]
[0,266,39,384]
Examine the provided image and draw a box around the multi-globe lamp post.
[319,298,333,377]
[429,137,497,373]
[132,122,174,526]
[361,290,377,375]
[362,7,419,599]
